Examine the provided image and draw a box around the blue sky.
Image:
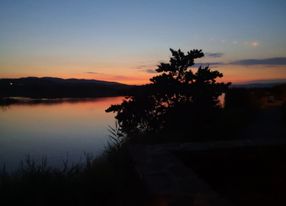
[1,0,286,84]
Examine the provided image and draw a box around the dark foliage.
[106,49,231,141]
[0,153,145,206]
[224,88,261,110]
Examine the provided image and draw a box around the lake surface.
[0,97,123,171]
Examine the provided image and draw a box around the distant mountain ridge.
[1,77,129,86]
[0,77,134,98]
[232,79,286,88]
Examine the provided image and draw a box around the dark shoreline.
[0,77,135,100]
[0,96,124,106]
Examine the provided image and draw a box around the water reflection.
[0,97,123,171]
[0,96,123,107]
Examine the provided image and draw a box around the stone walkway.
[128,139,286,206]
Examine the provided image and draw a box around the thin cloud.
[205,52,224,58]
[86,71,101,74]
[240,78,286,85]
[251,41,259,47]
[86,72,131,80]
[136,64,156,70]
[84,71,147,84]
[195,62,224,67]
[230,57,286,66]
[136,64,157,74]
[145,69,157,74]
[244,41,260,48]
[136,64,148,70]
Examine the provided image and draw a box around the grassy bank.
[0,147,145,206]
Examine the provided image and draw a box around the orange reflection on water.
[2,97,124,134]
[0,96,125,171]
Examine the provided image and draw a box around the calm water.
[0,97,123,171]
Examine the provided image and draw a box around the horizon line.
[1,75,286,86]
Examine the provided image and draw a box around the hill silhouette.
[0,77,134,98]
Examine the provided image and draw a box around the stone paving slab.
[129,139,286,206]
[129,144,231,206]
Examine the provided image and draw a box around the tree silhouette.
[106,49,231,141]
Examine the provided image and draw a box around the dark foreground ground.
[178,145,286,206]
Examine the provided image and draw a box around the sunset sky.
[1,0,286,85]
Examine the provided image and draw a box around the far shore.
[0,95,124,106]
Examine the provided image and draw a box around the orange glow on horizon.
[1,64,286,85]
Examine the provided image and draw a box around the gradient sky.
[1,0,286,84]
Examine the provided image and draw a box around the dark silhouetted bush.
[106,49,231,141]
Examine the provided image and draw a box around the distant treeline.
[0,77,136,98]
[225,83,286,109]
